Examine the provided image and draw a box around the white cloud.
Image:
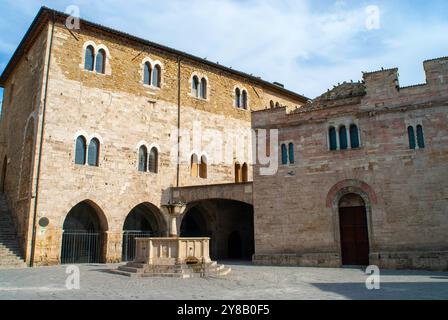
[2,0,448,98]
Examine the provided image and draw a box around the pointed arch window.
[84,46,94,71]
[200,78,207,99]
[339,126,348,150]
[192,76,199,98]
[281,144,288,165]
[148,147,158,173]
[408,126,416,150]
[329,127,337,151]
[143,62,151,85]
[152,65,161,88]
[242,163,248,182]
[288,143,295,164]
[235,88,241,108]
[95,49,106,74]
[350,124,360,149]
[416,125,425,149]
[75,136,87,165]
[191,154,199,177]
[199,155,207,179]
[88,138,100,167]
[235,162,242,183]
[138,146,148,172]
[270,100,274,109]
[242,90,248,109]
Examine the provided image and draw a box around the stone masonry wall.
[252,60,448,270]
[25,21,304,265]
[0,24,50,260]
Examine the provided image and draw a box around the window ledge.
[82,69,108,76]
[189,94,208,102]
[143,84,162,90]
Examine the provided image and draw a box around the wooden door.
[339,206,369,265]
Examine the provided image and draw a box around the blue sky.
[1,0,448,106]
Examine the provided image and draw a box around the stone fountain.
[113,202,231,278]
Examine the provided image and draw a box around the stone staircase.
[112,261,231,278]
[0,194,26,269]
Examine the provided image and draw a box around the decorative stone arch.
[178,201,217,237]
[135,140,150,151]
[80,40,97,70]
[326,179,377,262]
[61,198,110,232]
[122,201,168,234]
[87,133,104,145]
[60,199,110,264]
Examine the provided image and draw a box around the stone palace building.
[0,7,446,270]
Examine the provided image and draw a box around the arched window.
[275,102,280,108]
[281,144,288,165]
[88,138,100,167]
[288,143,295,164]
[192,76,199,98]
[242,90,248,109]
[270,100,274,109]
[152,65,161,88]
[199,155,207,179]
[200,78,207,99]
[242,163,248,182]
[235,88,241,108]
[148,147,158,173]
[84,46,94,71]
[416,125,425,149]
[350,124,360,149]
[329,127,337,151]
[190,154,199,177]
[339,126,348,150]
[95,49,106,74]
[75,136,86,165]
[143,62,151,85]
[138,145,148,172]
[235,162,241,183]
[408,126,416,150]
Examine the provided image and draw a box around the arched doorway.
[0,156,7,193]
[180,200,254,261]
[338,193,369,266]
[228,231,242,259]
[122,203,165,261]
[61,201,108,264]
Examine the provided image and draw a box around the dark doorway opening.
[180,200,254,261]
[61,201,107,264]
[228,231,242,259]
[122,203,164,261]
[339,194,369,266]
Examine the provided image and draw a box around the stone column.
[336,127,340,150]
[161,203,187,237]
[346,123,352,149]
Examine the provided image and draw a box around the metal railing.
[61,231,104,264]
[122,230,153,262]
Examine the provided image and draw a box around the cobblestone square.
[0,262,447,300]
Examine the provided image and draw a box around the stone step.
[0,194,25,269]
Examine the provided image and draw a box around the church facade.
[252,61,448,270]
[0,7,447,270]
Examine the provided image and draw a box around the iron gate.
[122,231,153,261]
[61,231,104,264]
